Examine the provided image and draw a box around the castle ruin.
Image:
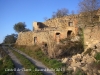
[16,15,78,46]
[15,8,100,57]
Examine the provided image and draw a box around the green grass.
[14,45,65,75]
[75,70,86,75]
[95,52,100,60]
[11,50,43,75]
[0,55,15,75]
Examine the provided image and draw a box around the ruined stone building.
[16,15,78,46]
[16,8,100,49]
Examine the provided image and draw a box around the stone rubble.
[62,43,100,75]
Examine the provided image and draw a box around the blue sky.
[0,0,80,43]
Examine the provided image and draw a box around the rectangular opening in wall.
[56,33,60,38]
[56,32,60,44]
[67,30,72,38]
[34,37,37,44]
[68,22,73,26]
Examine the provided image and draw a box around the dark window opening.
[34,37,37,44]
[42,42,48,47]
[56,33,60,35]
[68,22,73,26]
[67,31,72,37]
[44,43,47,47]
[56,32,60,44]
[56,33,60,37]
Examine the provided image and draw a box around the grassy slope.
[0,46,15,75]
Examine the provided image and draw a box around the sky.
[0,0,80,43]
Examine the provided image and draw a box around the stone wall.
[16,16,79,46]
[84,26,100,49]
[15,31,34,46]
[43,16,78,29]
[15,30,68,46]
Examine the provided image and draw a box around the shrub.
[0,56,15,75]
[75,70,86,75]
[95,52,100,60]
[84,48,92,55]
[0,46,15,75]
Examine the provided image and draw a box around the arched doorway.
[67,30,72,38]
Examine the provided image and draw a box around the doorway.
[34,37,37,44]
[67,31,72,38]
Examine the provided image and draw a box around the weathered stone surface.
[15,31,33,46]
[62,58,68,63]
[84,26,100,49]
[71,36,80,42]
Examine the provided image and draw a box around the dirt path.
[2,46,26,75]
[11,47,55,75]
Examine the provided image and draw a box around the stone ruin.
[16,15,78,46]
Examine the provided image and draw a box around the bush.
[84,48,92,55]
[94,61,100,70]
[0,56,15,75]
[75,69,86,75]
[0,46,15,75]
[95,52,100,60]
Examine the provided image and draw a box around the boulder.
[62,58,68,63]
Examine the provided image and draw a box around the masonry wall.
[15,31,34,46]
[43,16,78,29]
[84,26,100,49]
[16,16,79,46]
[15,30,70,46]
[32,30,69,44]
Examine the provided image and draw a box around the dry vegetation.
[14,45,65,75]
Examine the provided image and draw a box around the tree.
[44,17,49,21]
[3,34,18,44]
[71,10,75,16]
[52,8,69,18]
[14,22,31,33]
[23,28,31,32]
[78,0,100,27]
